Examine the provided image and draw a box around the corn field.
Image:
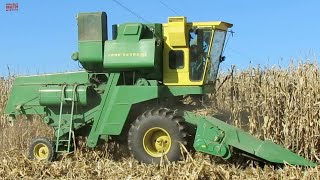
[1,62,320,179]
[215,62,320,161]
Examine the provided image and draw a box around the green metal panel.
[86,73,159,147]
[39,85,88,106]
[49,106,99,137]
[78,12,107,41]
[100,86,159,133]
[117,23,143,42]
[104,39,157,70]
[102,22,163,80]
[124,24,140,35]
[86,73,120,147]
[183,112,317,167]
[5,71,89,116]
[162,86,205,96]
[78,42,104,68]
[77,12,107,71]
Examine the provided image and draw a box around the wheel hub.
[143,127,172,157]
[34,143,49,160]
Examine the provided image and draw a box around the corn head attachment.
[184,112,316,167]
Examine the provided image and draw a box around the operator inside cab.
[189,29,211,81]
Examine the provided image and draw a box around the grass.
[1,62,320,179]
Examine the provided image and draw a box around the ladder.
[55,84,78,153]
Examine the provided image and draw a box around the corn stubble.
[1,63,320,179]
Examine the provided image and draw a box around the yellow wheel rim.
[33,143,49,160]
[143,127,172,157]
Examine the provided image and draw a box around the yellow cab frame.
[162,17,233,86]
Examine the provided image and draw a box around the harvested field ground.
[1,63,320,179]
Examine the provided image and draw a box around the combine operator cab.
[163,17,232,86]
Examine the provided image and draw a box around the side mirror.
[220,56,226,62]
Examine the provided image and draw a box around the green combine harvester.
[5,12,317,166]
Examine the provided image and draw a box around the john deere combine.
[5,12,316,166]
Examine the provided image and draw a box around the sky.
[0,1,319,77]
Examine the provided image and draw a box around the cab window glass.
[189,29,212,81]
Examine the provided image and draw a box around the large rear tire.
[128,108,187,164]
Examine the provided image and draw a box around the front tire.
[29,137,55,161]
[128,108,187,164]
